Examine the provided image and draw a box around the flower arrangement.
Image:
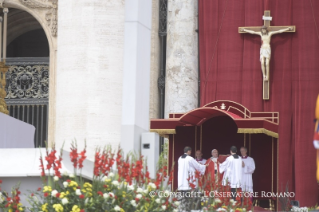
[0,141,256,212]
[27,142,178,212]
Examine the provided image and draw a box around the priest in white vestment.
[240,147,255,194]
[219,146,242,200]
[178,146,207,190]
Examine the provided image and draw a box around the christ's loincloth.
[260,47,271,61]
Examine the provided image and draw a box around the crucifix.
[238,10,295,100]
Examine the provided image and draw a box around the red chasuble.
[202,155,229,190]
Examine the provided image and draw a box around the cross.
[238,10,295,100]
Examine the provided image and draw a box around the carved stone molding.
[19,0,58,36]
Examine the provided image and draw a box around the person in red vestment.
[202,149,223,192]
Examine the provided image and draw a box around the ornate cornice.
[19,0,58,36]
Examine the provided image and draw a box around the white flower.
[242,209,246,212]
[230,199,234,203]
[155,198,161,204]
[63,171,68,176]
[63,182,68,188]
[148,182,156,189]
[127,185,134,191]
[114,205,121,211]
[164,190,170,196]
[103,193,109,199]
[75,189,81,196]
[109,172,115,177]
[161,205,166,210]
[173,210,178,212]
[53,176,59,182]
[0,192,4,203]
[131,200,137,207]
[109,192,115,198]
[232,201,237,206]
[136,194,143,199]
[215,198,221,203]
[216,208,227,212]
[174,201,180,206]
[136,188,143,193]
[143,189,149,194]
[102,176,108,181]
[69,173,75,178]
[51,190,58,197]
[112,181,119,186]
[84,198,89,205]
[61,198,68,205]
[33,196,39,203]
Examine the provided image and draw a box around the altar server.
[240,147,255,194]
[178,146,207,190]
[219,146,242,200]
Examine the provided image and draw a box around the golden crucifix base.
[263,80,269,100]
[0,61,9,114]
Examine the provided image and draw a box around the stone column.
[165,0,198,117]
[55,1,125,160]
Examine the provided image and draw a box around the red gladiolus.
[66,180,71,183]
[37,187,41,191]
[0,179,2,183]
[78,148,86,169]
[39,157,45,177]
[70,144,78,168]
[44,193,49,197]
[56,193,60,198]
[45,149,57,170]
[97,191,103,196]
[80,210,85,212]
[79,194,85,199]
[94,151,102,176]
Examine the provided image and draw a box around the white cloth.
[241,156,255,192]
[211,157,218,170]
[260,47,271,61]
[0,112,35,148]
[178,154,206,190]
[314,140,319,149]
[196,158,207,165]
[219,155,242,188]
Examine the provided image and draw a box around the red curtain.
[199,0,319,206]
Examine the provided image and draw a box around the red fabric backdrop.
[199,0,319,206]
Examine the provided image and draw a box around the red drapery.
[199,0,319,206]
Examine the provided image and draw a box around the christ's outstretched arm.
[269,27,292,36]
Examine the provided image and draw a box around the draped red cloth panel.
[199,0,319,206]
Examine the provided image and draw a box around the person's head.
[195,150,203,159]
[261,25,268,35]
[230,146,237,154]
[184,146,192,155]
[211,149,218,158]
[240,147,248,156]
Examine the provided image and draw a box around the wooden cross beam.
[238,11,295,100]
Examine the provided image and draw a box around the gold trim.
[150,129,176,136]
[237,128,278,138]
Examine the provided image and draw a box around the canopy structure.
[150,100,279,138]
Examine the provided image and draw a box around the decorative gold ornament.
[0,61,9,114]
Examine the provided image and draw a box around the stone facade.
[165,0,198,117]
